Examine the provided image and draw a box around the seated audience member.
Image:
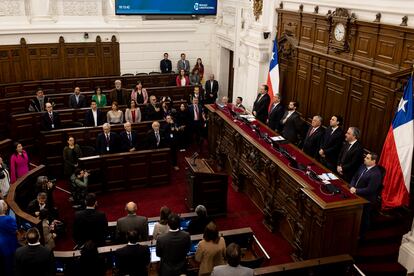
[0,156,10,198]
[177,52,190,73]
[10,142,29,184]
[68,87,87,108]
[188,205,212,235]
[84,100,104,127]
[161,100,173,119]
[220,96,229,106]
[349,152,382,239]
[318,115,344,171]
[337,127,364,182]
[190,68,201,86]
[211,243,254,276]
[188,97,205,147]
[79,240,106,276]
[28,88,50,112]
[35,176,55,208]
[0,199,18,276]
[156,213,191,276]
[27,192,52,219]
[205,74,219,104]
[70,168,89,208]
[193,58,205,81]
[96,123,120,154]
[176,103,190,150]
[235,96,246,111]
[41,102,61,131]
[120,122,139,152]
[252,84,271,124]
[189,86,204,105]
[302,115,324,158]
[131,81,148,104]
[107,101,124,124]
[160,52,172,74]
[153,206,171,240]
[115,230,151,276]
[91,86,107,107]
[125,99,142,123]
[146,121,165,149]
[73,193,108,247]
[110,79,130,105]
[280,101,304,145]
[146,95,163,121]
[116,201,149,243]
[195,222,226,276]
[14,227,55,276]
[267,94,284,132]
[176,69,190,87]
[63,136,83,179]
[37,209,56,250]
[163,115,180,171]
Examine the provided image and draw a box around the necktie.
[128,133,132,146]
[106,134,110,145]
[347,143,352,151]
[183,60,186,70]
[49,113,53,122]
[155,132,160,146]
[331,128,335,135]
[76,96,79,104]
[309,128,316,136]
[194,105,199,120]
[355,168,368,187]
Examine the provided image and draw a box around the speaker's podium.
[185,156,228,216]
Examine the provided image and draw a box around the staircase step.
[363,225,406,245]
[356,262,407,276]
[354,243,400,263]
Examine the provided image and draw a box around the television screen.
[115,0,217,15]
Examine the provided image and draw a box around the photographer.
[163,115,180,171]
[0,155,10,198]
[35,176,55,208]
[70,168,89,208]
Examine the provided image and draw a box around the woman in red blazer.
[176,69,190,86]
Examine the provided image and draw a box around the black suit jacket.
[96,132,120,154]
[73,208,108,246]
[280,111,303,145]
[337,140,364,182]
[84,109,104,127]
[68,94,87,108]
[120,130,139,152]
[160,59,172,73]
[109,88,130,105]
[146,129,165,149]
[319,127,344,166]
[156,230,191,276]
[350,165,382,203]
[116,244,151,276]
[188,104,204,123]
[40,111,61,131]
[204,80,219,104]
[29,96,51,112]
[268,103,284,132]
[302,126,324,158]
[14,244,55,276]
[253,93,270,123]
[145,104,163,121]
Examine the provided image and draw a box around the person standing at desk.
[10,142,29,184]
[337,127,364,182]
[252,84,270,124]
[160,52,172,73]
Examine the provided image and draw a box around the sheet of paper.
[318,174,330,181]
[327,173,339,180]
[270,136,285,141]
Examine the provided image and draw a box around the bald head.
[125,202,137,214]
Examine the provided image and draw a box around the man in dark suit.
[337,127,364,182]
[204,74,219,104]
[73,193,108,246]
[68,87,87,108]
[28,88,50,112]
[188,97,205,147]
[96,123,120,154]
[145,95,163,121]
[302,115,324,158]
[280,101,304,145]
[163,115,180,170]
[177,53,190,73]
[84,100,104,127]
[267,94,284,132]
[146,121,165,149]
[14,227,55,276]
[318,115,344,171]
[156,213,191,276]
[27,192,54,220]
[252,84,271,124]
[235,96,246,112]
[120,122,138,152]
[41,102,61,131]
[116,201,148,243]
[109,80,130,105]
[350,152,382,239]
[189,86,204,105]
[160,52,172,73]
[115,230,151,276]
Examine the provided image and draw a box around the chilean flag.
[379,75,413,209]
[267,39,280,104]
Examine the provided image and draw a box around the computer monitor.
[148,221,156,236]
[187,240,199,256]
[150,246,160,262]
[180,218,191,231]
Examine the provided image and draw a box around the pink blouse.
[10,151,29,183]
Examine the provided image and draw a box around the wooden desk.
[185,157,228,216]
[206,104,366,260]
[78,148,171,192]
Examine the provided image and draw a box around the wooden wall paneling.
[105,155,127,191]
[0,49,11,83]
[128,153,149,186]
[313,18,330,53]
[300,14,315,49]
[374,26,404,71]
[65,47,77,78]
[352,23,378,65]
[307,60,325,120]
[344,71,370,131]
[295,53,311,115]
[322,69,347,122]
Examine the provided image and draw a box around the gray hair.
[195,205,207,217]
[349,127,361,139]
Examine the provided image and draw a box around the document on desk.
[239,114,256,122]
[271,136,285,142]
[319,173,339,181]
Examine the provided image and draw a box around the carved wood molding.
[253,0,263,21]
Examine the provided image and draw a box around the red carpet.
[53,145,293,265]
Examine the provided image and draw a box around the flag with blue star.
[266,39,280,102]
